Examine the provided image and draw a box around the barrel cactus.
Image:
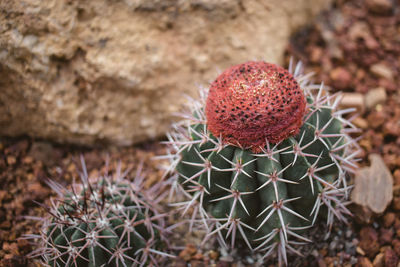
[28,158,172,267]
[163,60,360,265]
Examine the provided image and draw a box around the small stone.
[209,250,219,260]
[16,239,30,254]
[379,228,394,244]
[6,156,16,165]
[393,197,400,211]
[317,257,327,267]
[173,259,187,267]
[179,244,197,261]
[351,154,393,218]
[330,67,352,89]
[191,260,205,267]
[367,111,386,129]
[27,182,48,200]
[370,63,394,81]
[192,253,203,260]
[357,246,366,256]
[348,21,379,50]
[366,0,394,14]
[358,227,380,256]
[219,255,234,262]
[383,212,396,227]
[353,117,369,129]
[365,87,387,110]
[392,239,400,256]
[340,93,365,113]
[0,221,11,229]
[310,47,323,63]
[357,256,373,267]
[393,169,400,185]
[2,242,19,254]
[384,247,399,267]
[373,252,385,267]
[384,120,400,136]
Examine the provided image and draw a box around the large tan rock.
[0,0,331,146]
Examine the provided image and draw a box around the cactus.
[27,158,173,267]
[163,60,360,265]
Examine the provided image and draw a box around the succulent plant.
[162,60,360,265]
[26,158,173,267]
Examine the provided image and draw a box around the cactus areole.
[206,61,307,151]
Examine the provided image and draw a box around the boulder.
[0,0,331,146]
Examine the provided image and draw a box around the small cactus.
[163,60,360,265]
[27,158,173,267]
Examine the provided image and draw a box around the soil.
[1,0,400,266]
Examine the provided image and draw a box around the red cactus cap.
[205,61,307,152]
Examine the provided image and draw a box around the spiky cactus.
[27,158,173,267]
[163,61,360,265]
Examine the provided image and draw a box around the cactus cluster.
[26,158,172,267]
[163,60,360,265]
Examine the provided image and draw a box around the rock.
[340,93,365,114]
[353,117,369,129]
[373,252,385,267]
[209,250,219,260]
[351,154,393,222]
[367,111,386,129]
[357,256,373,267]
[365,87,387,111]
[383,212,396,228]
[0,0,332,146]
[384,247,399,267]
[358,227,380,257]
[394,169,400,186]
[393,197,400,211]
[379,228,394,244]
[392,239,400,256]
[370,63,394,81]
[179,244,197,261]
[330,67,352,89]
[348,21,379,50]
[366,0,394,15]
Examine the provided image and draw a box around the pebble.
[179,244,197,261]
[353,117,369,129]
[358,227,380,256]
[6,156,16,165]
[340,93,365,113]
[330,67,352,89]
[393,169,400,185]
[393,197,400,211]
[379,228,394,244]
[383,212,396,228]
[384,247,398,267]
[392,239,400,255]
[366,0,394,14]
[209,250,219,260]
[373,252,385,267]
[370,63,394,80]
[365,87,387,110]
[219,255,234,262]
[357,256,373,267]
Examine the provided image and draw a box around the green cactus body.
[31,159,171,267]
[165,61,359,265]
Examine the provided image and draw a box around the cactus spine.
[27,158,173,267]
[163,60,360,265]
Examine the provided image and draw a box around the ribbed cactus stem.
[26,157,173,267]
[162,60,360,265]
